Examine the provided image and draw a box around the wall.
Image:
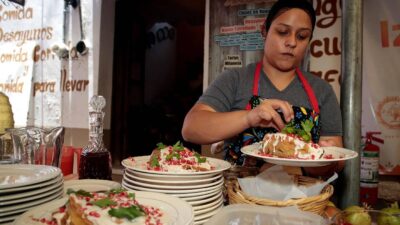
[0,0,115,149]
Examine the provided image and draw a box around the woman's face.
[263,8,312,72]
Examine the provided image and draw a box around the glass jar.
[79,95,112,180]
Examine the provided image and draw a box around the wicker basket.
[226,175,334,215]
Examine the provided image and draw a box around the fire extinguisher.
[360,131,383,206]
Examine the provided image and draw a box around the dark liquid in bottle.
[79,150,112,180]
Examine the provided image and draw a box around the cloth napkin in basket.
[238,165,337,201]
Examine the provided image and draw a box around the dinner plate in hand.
[241,143,358,167]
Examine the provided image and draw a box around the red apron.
[224,62,321,166]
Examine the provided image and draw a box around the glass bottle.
[79,95,112,180]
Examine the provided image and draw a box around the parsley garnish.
[108,205,145,220]
[194,152,206,163]
[156,142,167,150]
[166,151,181,161]
[91,198,117,208]
[172,141,184,151]
[282,120,314,142]
[106,188,126,195]
[150,155,160,167]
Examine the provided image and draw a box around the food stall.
[0,0,399,224]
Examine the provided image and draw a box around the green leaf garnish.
[282,120,314,143]
[108,205,145,220]
[173,141,184,151]
[91,198,117,208]
[150,155,160,167]
[107,188,126,195]
[66,188,75,195]
[194,152,206,163]
[156,142,167,150]
[283,126,295,134]
[301,120,314,133]
[166,151,181,161]
[128,193,135,199]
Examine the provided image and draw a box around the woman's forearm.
[182,104,250,144]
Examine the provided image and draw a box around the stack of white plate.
[121,156,231,225]
[0,164,63,224]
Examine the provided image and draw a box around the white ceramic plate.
[122,180,223,195]
[194,218,212,225]
[1,190,63,216]
[125,168,218,180]
[193,196,223,213]
[1,184,63,206]
[188,192,222,206]
[241,143,358,167]
[194,205,223,221]
[0,213,20,223]
[13,191,194,225]
[170,187,223,198]
[0,174,62,195]
[0,176,63,201]
[178,189,222,201]
[125,170,223,184]
[123,175,224,190]
[0,164,61,189]
[122,156,231,175]
[63,179,121,196]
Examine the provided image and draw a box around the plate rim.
[0,174,63,194]
[122,156,231,175]
[63,179,121,196]
[0,176,63,201]
[12,191,194,225]
[0,164,61,190]
[125,170,223,184]
[122,180,223,194]
[1,184,63,206]
[123,175,224,190]
[2,191,63,216]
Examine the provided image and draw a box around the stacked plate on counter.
[122,156,231,225]
[0,164,63,224]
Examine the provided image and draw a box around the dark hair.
[265,0,316,36]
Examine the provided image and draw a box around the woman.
[182,0,343,177]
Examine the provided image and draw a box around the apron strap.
[295,67,320,113]
[246,62,262,110]
[246,63,320,114]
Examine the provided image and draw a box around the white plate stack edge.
[121,156,231,225]
[0,164,63,224]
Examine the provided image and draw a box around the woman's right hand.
[245,99,294,130]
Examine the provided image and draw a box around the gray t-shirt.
[198,63,342,136]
